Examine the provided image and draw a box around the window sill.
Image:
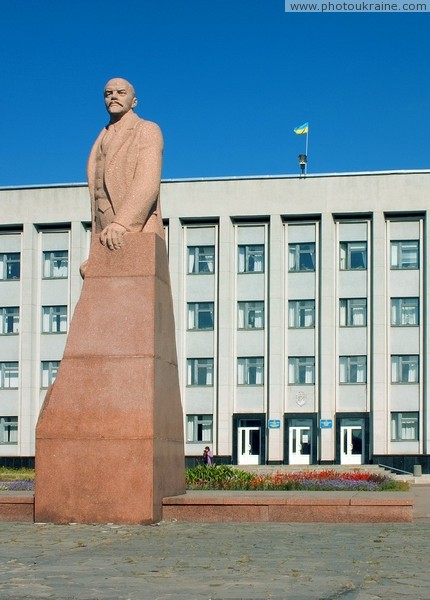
[42,276,68,280]
[237,384,264,387]
[41,332,68,335]
[186,385,214,388]
[237,271,265,275]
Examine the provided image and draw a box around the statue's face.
[104,78,137,122]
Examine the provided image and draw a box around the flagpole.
[303,127,309,175]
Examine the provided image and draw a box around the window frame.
[237,356,264,386]
[288,356,315,385]
[0,362,19,389]
[42,250,69,279]
[0,307,19,335]
[187,358,214,386]
[391,297,419,327]
[187,246,215,275]
[0,417,18,444]
[288,243,316,273]
[391,354,419,384]
[0,253,20,281]
[339,355,367,384]
[288,300,315,328]
[391,412,419,441]
[41,360,61,388]
[42,305,68,334]
[339,298,367,327]
[237,301,264,330]
[187,302,215,331]
[339,241,367,271]
[186,414,213,443]
[237,245,265,274]
[390,240,419,270]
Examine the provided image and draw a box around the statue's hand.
[79,260,88,279]
[100,222,127,250]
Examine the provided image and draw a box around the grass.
[186,465,409,492]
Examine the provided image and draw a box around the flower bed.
[186,465,408,492]
[0,467,34,492]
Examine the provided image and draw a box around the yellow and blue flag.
[294,122,309,135]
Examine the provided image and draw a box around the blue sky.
[1,0,429,185]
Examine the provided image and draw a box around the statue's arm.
[113,121,163,231]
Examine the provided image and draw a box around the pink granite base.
[0,491,413,523]
[35,233,185,525]
[0,495,34,522]
[162,492,413,523]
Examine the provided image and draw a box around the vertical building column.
[70,222,88,316]
[166,217,185,403]
[423,212,429,455]
[217,215,234,458]
[268,214,284,462]
[319,213,336,462]
[20,223,39,456]
[372,211,388,456]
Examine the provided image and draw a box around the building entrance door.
[238,427,260,465]
[289,426,311,465]
[340,425,363,465]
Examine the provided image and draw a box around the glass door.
[340,425,363,465]
[289,426,311,465]
[238,427,260,465]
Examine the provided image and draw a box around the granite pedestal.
[35,233,185,524]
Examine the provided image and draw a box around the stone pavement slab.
[1,520,430,599]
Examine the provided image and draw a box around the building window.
[187,302,214,330]
[0,307,19,335]
[288,243,315,272]
[43,250,68,278]
[339,242,367,270]
[238,245,264,273]
[391,240,419,270]
[42,305,68,333]
[0,253,20,280]
[288,357,315,384]
[0,362,18,389]
[238,301,264,329]
[391,412,418,441]
[237,357,264,385]
[187,358,214,386]
[339,356,367,384]
[391,355,419,383]
[41,361,60,388]
[391,298,419,326]
[339,298,367,327]
[186,414,213,443]
[187,246,215,274]
[0,417,18,444]
[288,300,315,328]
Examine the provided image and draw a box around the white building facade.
[0,171,429,471]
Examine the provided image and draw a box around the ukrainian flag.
[294,122,309,135]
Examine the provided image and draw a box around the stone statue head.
[104,78,137,123]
